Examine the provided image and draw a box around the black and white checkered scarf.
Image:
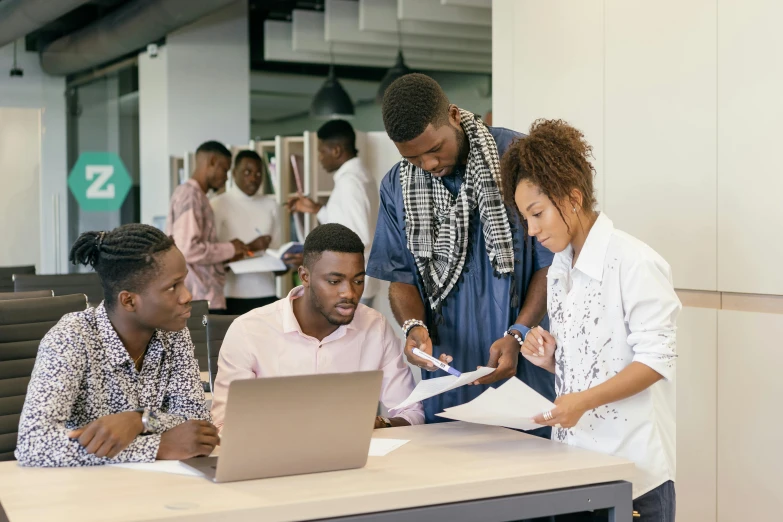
[400,109,515,311]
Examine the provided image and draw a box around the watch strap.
[509,323,531,339]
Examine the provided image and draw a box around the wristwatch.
[379,416,392,428]
[135,407,161,434]
[509,323,531,340]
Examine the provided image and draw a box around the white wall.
[138,46,170,227]
[166,1,250,156]
[0,108,41,269]
[139,0,250,226]
[493,1,783,520]
[0,40,68,274]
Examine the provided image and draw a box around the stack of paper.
[392,367,495,410]
[436,377,555,431]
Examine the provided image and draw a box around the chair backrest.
[187,300,210,373]
[0,266,35,294]
[13,273,104,307]
[0,294,88,461]
[0,291,54,301]
[205,314,239,393]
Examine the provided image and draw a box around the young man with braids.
[368,74,555,431]
[15,224,219,467]
[167,140,248,313]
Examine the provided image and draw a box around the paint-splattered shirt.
[15,303,211,467]
[547,212,680,498]
[167,179,235,310]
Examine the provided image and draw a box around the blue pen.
[412,348,461,377]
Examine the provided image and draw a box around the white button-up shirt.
[317,157,379,298]
[547,212,680,498]
[211,287,423,429]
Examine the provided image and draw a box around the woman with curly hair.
[502,120,680,521]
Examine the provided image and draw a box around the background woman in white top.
[500,119,680,522]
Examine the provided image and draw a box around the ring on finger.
[543,410,554,421]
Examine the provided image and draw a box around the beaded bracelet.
[504,329,524,347]
[402,319,427,338]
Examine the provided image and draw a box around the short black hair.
[234,149,262,168]
[196,140,231,159]
[69,224,176,309]
[317,119,357,155]
[381,73,451,143]
[303,223,365,268]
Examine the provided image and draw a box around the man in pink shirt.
[167,141,248,312]
[211,224,424,429]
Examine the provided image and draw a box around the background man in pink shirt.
[211,224,424,430]
[167,141,248,312]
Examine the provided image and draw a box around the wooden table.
[0,423,635,522]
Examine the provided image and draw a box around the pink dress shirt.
[211,287,424,429]
[166,179,235,309]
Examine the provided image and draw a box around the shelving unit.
[166,130,385,299]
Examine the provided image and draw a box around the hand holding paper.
[393,367,495,410]
[436,377,555,431]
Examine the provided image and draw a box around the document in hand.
[392,366,496,410]
[227,241,303,274]
[436,377,555,431]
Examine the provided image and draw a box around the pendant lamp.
[310,64,354,119]
[375,50,411,104]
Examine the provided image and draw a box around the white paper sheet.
[435,377,555,431]
[368,438,410,457]
[228,254,286,274]
[110,461,203,477]
[392,366,496,410]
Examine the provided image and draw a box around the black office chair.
[0,294,88,461]
[13,273,104,307]
[0,291,54,301]
[187,300,210,373]
[205,314,239,394]
[0,266,35,294]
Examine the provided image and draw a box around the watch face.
[148,412,161,431]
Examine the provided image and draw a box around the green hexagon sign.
[68,152,132,212]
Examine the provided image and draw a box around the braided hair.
[69,224,175,309]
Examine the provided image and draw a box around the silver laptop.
[181,371,382,483]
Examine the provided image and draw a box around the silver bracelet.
[402,319,427,338]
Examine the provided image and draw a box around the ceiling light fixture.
[310,46,354,119]
[375,20,410,104]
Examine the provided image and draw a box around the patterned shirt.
[15,304,211,467]
[547,212,680,497]
[167,179,235,309]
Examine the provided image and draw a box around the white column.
[139,0,250,227]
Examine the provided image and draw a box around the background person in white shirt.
[501,119,680,522]
[212,151,302,316]
[211,223,423,431]
[287,120,379,307]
